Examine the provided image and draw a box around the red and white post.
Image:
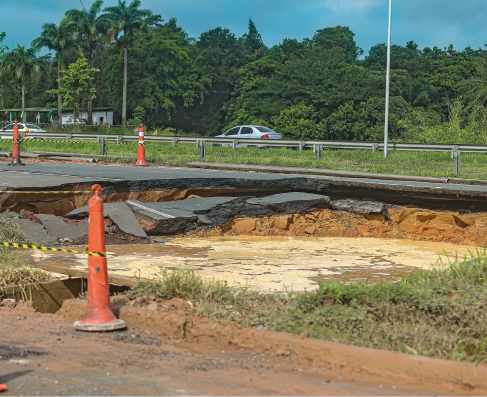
[9,121,24,166]
[135,124,148,166]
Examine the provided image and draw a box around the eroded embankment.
[0,187,279,216]
[189,205,487,247]
[1,182,486,247]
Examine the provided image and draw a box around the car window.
[225,127,240,136]
[4,124,13,130]
[240,127,253,135]
[26,124,38,129]
[255,126,274,133]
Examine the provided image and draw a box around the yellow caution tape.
[1,241,105,256]
[0,191,93,194]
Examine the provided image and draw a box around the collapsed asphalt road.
[0,162,486,212]
[3,192,378,244]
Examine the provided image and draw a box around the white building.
[62,107,114,125]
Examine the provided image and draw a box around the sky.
[2,0,487,57]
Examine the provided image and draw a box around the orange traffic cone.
[74,184,126,332]
[135,124,148,166]
[0,384,6,392]
[9,121,24,166]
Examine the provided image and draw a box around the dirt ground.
[0,302,485,396]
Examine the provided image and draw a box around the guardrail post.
[453,145,461,175]
[232,139,237,150]
[314,144,323,160]
[66,134,71,142]
[200,140,206,159]
[116,135,122,145]
[172,137,178,148]
[372,143,378,153]
[100,137,107,155]
[299,141,305,151]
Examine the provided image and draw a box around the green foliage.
[31,17,76,70]
[128,267,233,303]
[152,127,176,135]
[126,117,141,126]
[103,26,208,124]
[0,32,7,57]
[242,19,264,53]
[124,251,487,364]
[50,58,99,118]
[312,26,363,61]
[272,103,323,139]
[132,105,146,120]
[5,6,487,143]
[0,45,50,84]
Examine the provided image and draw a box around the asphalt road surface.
[0,162,486,210]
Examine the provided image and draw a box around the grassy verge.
[123,251,487,364]
[0,217,51,289]
[5,139,487,181]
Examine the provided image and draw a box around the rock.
[19,210,42,225]
[356,225,370,234]
[274,215,291,230]
[389,208,417,223]
[364,214,387,223]
[274,348,290,357]
[331,199,386,215]
[304,226,316,234]
[429,213,468,228]
[416,213,436,222]
[232,218,256,233]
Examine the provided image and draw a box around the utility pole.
[384,0,392,158]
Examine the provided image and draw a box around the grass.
[0,217,51,289]
[125,250,487,364]
[4,139,486,181]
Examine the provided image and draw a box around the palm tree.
[66,0,107,124]
[32,17,77,129]
[461,56,487,111]
[103,0,161,126]
[0,45,50,121]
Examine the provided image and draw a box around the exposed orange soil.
[189,206,487,247]
[0,300,485,396]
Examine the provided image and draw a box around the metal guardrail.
[2,131,485,175]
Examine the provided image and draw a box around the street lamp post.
[384,0,392,158]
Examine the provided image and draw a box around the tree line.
[0,0,487,143]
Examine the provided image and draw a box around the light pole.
[384,0,392,158]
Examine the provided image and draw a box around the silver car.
[212,125,282,148]
[1,123,46,140]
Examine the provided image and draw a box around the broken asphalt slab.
[0,214,59,247]
[126,193,334,235]
[36,214,89,241]
[247,192,330,212]
[66,202,147,238]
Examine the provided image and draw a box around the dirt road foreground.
[0,300,485,396]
